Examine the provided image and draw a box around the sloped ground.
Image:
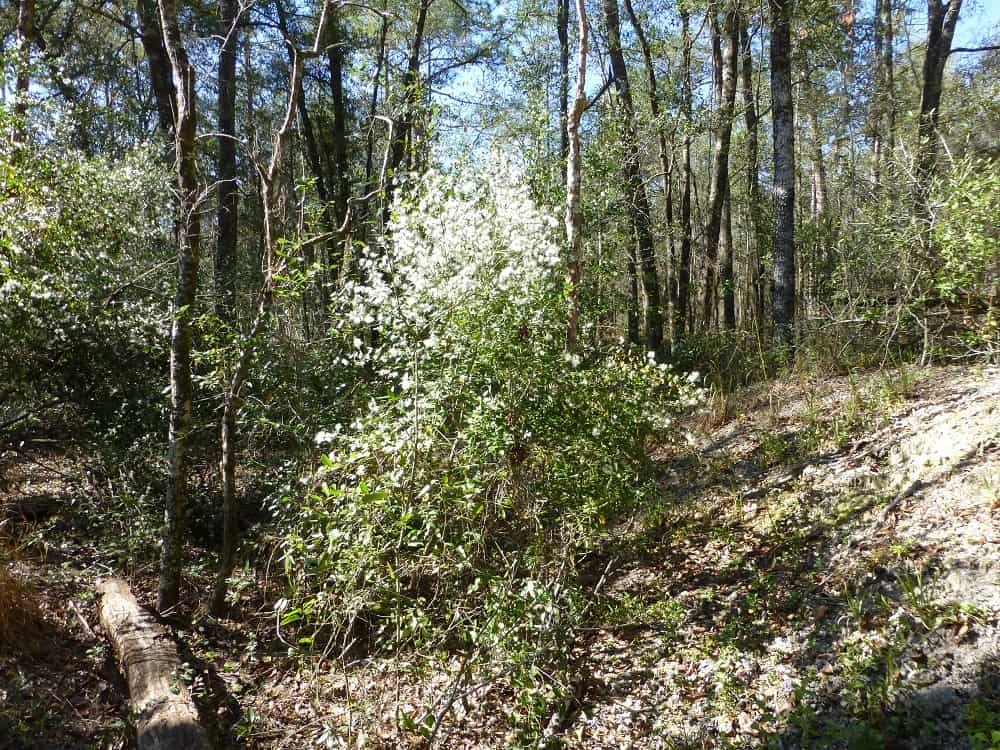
[565,364,1000,749]
[2,365,998,749]
[0,443,132,750]
[225,364,1000,749]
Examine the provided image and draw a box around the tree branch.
[947,45,1000,56]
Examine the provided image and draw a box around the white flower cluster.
[346,155,562,334]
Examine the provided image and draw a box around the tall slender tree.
[215,0,239,318]
[136,0,176,137]
[211,1,336,615]
[557,0,570,162]
[13,0,35,145]
[564,0,588,348]
[915,0,962,256]
[740,18,767,325]
[384,0,434,226]
[674,10,694,344]
[702,7,738,330]
[769,0,796,348]
[603,0,663,355]
[156,0,202,613]
[623,0,675,343]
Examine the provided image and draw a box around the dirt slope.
[2,365,998,749]
[570,364,1000,749]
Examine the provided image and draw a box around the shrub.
[277,159,701,736]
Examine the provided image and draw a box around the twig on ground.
[876,478,924,527]
[68,600,97,640]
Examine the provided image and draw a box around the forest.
[0,0,998,746]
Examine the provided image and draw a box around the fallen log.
[1,494,60,521]
[97,578,210,750]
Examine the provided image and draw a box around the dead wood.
[96,578,210,750]
[1,494,60,521]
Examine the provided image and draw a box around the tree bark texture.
[215,0,239,318]
[210,2,335,615]
[603,0,663,355]
[674,11,694,344]
[740,19,767,326]
[137,0,176,136]
[157,0,202,614]
[14,0,34,145]
[98,578,210,750]
[702,8,738,330]
[564,0,588,349]
[769,0,796,349]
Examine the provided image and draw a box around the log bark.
[97,578,210,750]
[1,494,59,521]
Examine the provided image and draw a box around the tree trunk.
[383,0,433,226]
[721,177,735,329]
[701,8,738,331]
[361,1,389,244]
[275,0,333,323]
[770,0,796,349]
[216,0,239,319]
[674,11,694,344]
[873,0,885,184]
[136,0,176,137]
[564,0,588,349]
[98,579,210,750]
[740,19,767,327]
[603,0,663,356]
[884,0,895,154]
[13,0,34,145]
[210,2,335,615]
[915,0,962,255]
[557,0,570,162]
[835,0,856,191]
[157,0,202,614]
[623,0,674,347]
[808,109,827,220]
[327,13,351,239]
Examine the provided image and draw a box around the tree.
[156,0,203,614]
[564,0,588,348]
[603,0,663,355]
[915,0,962,256]
[557,0,570,162]
[216,0,239,318]
[623,0,675,343]
[383,0,434,226]
[136,0,176,137]
[210,1,336,615]
[674,10,694,344]
[769,0,796,348]
[739,17,767,326]
[702,6,738,330]
[13,0,34,146]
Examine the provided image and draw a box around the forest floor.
[1,363,998,749]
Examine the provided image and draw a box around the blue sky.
[941,0,1000,49]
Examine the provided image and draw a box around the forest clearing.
[1,0,998,746]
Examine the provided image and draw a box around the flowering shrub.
[279,160,702,734]
[0,133,171,436]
